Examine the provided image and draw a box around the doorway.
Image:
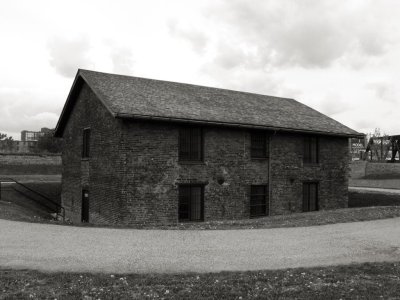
[178,185,204,222]
[81,190,89,222]
[302,182,318,212]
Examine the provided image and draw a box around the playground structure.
[364,135,400,162]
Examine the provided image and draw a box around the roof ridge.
[78,68,295,102]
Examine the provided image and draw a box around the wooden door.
[81,190,89,222]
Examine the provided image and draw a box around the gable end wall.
[61,82,126,224]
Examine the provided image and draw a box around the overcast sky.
[1,0,399,139]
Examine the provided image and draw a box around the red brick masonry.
[61,82,350,225]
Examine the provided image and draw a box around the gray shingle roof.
[55,69,363,138]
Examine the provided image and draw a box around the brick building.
[54,69,363,225]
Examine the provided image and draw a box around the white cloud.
[0,88,62,139]
[318,93,354,116]
[111,47,135,75]
[47,36,93,78]
[204,0,398,69]
[367,82,400,103]
[0,0,400,137]
[167,20,209,54]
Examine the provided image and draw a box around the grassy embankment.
[1,262,400,299]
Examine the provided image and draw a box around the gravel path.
[349,178,400,190]
[0,175,61,183]
[1,218,400,274]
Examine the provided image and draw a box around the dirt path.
[349,178,400,190]
[349,186,400,194]
[0,175,61,183]
[1,218,400,274]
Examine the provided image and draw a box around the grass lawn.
[0,180,61,224]
[0,164,61,175]
[1,262,400,299]
[361,173,400,180]
[349,190,400,208]
[0,200,52,223]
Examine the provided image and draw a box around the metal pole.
[381,137,384,161]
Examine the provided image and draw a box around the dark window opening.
[179,127,203,161]
[251,132,268,158]
[303,182,318,212]
[81,190,89,222]
[178,185,204,222]
[250,185,268,217]
[303,136,318,164]
[82,128,90,158]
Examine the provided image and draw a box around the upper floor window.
[179,127,203,161]
[303,136,318,164]
[82,128,90,158]
[251,131,268,159]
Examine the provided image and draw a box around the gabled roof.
[54,69,363,138]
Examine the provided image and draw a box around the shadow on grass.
[349,191,400,208]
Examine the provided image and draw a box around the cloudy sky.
[1,0,399,139]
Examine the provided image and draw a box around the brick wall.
[61,84,351,225]
[121,122,269,225]
[61,82,126,224]
[270,134,349,214]
[120,122,348,225]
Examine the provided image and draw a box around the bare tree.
[365,128,391,161]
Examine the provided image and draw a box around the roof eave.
[115,112,364,139]
[54,70,116,138]
[54,71,83,137]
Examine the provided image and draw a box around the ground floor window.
[178,185,204,222]
[303,182,318,212]
[250,185,268,218]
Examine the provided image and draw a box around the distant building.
[21,127,51,141]
[0,128,52,153]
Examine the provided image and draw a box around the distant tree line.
[37,129,62,153]
[0,133,14,151]
[0,130,62,154]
